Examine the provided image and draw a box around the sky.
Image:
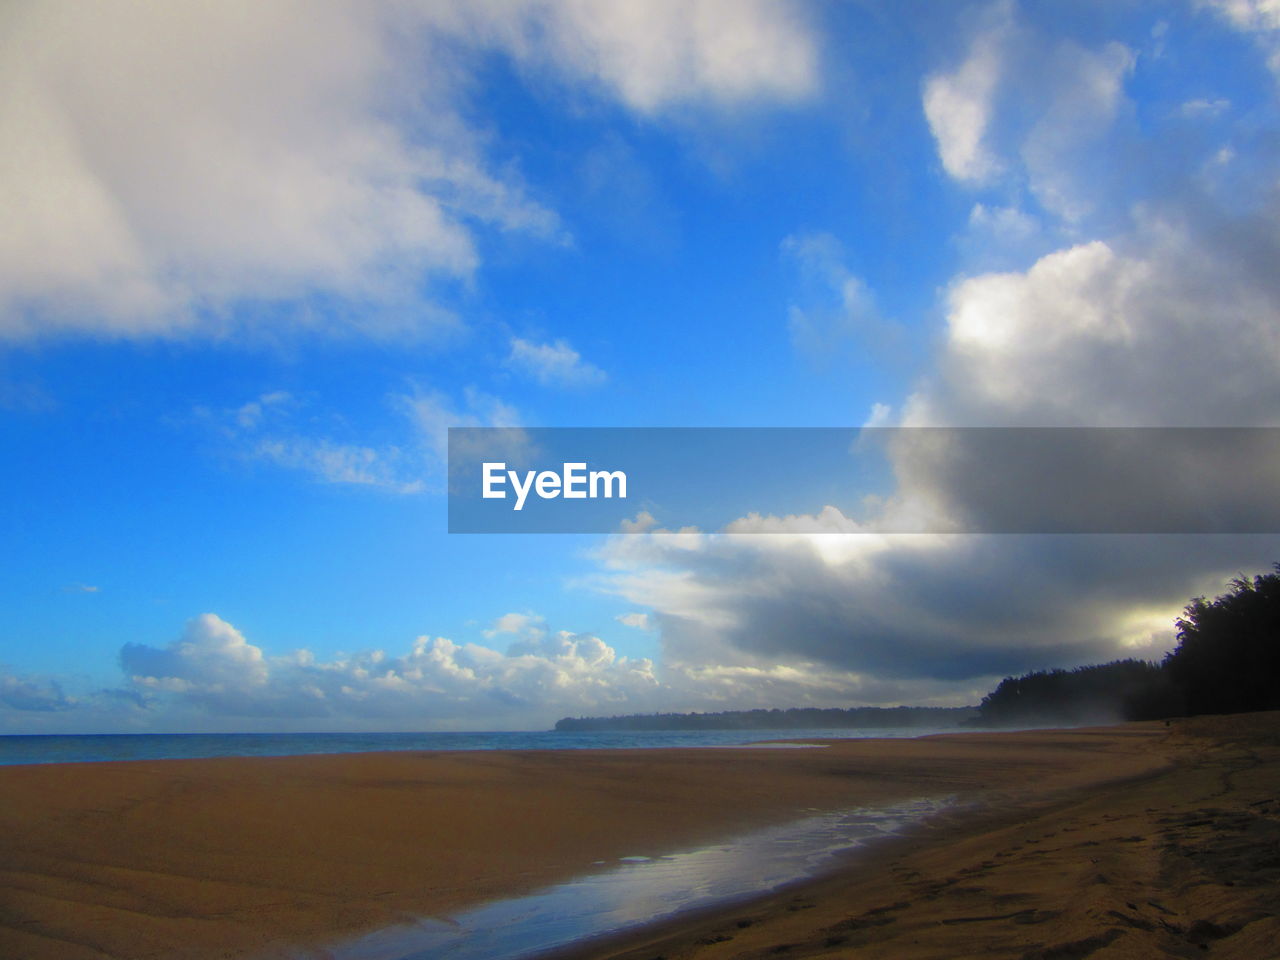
[3,0,1280,733]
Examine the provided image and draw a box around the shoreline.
[1,719,1265,960]
[550,713,1280,960]
[0,727,977,768]
[319,795,955,960]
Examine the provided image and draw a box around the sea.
[0,726,960,766]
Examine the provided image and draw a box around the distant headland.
[554,705,976,732]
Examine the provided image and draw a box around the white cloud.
[9,606,972,730]
[493,0,818,114]
[0,0,818,342]
[203,390,429,493]
[904,226,1280,429]
[199,385,527,494]
[400,386,523,462]
[722,505,872,535]
[122,614,269,693]
[968,203,1038,242]
[1201,0,1280,74]
[506,337,607,388]
[922,7,1136,228]
[593,40,1280,700]
[875,206,1280,540]
[1211,145,1237,169]
[592,191,1280,699]
[0,2,553,341]
[615,612,652,630]
[922,16,1007,183]
[484,612,546,640]
[115,613,661,728]
[862,403,894,429]
[620,511,659,534]
[1207,0,1280,30]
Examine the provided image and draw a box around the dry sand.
[0,715,1275,960]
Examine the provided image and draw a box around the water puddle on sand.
[304,796,950,960]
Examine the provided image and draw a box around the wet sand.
[0,718,1270,960]
[558,713,1280,960]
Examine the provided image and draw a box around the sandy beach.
[560,714,1280,960]
[2,716,1277,960]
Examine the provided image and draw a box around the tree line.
[555,705,975,732]
[974,563,1280,725]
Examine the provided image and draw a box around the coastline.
[2,719,1267,960]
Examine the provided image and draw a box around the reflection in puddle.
[723,741,830,749]
[315,797,949,960]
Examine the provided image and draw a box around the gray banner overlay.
[447,427,1280,534]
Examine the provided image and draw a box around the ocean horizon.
[0,726,967,767]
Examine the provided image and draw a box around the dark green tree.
[1163,564,1280,716]
[974,659,1170,726]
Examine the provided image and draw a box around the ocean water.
[0,726,958,766]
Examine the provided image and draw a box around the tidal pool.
[308,795,950,960]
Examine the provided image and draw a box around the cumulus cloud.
[0,2,542,340]
[597,523,1279,700]
[113,613,661,727]
[0,0,817,342]
[593,225,1280,703]
[121,614,269,694]
[605,204,1280,694]
[903,229,1280,430]
[909,9,1280,433]
[505,337,607,388]
[878,197,1280,537]
[615,612,652,630]
[589,10,1280,701]
[18,608,944,731]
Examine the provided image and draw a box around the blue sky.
[3,0,1280,732]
